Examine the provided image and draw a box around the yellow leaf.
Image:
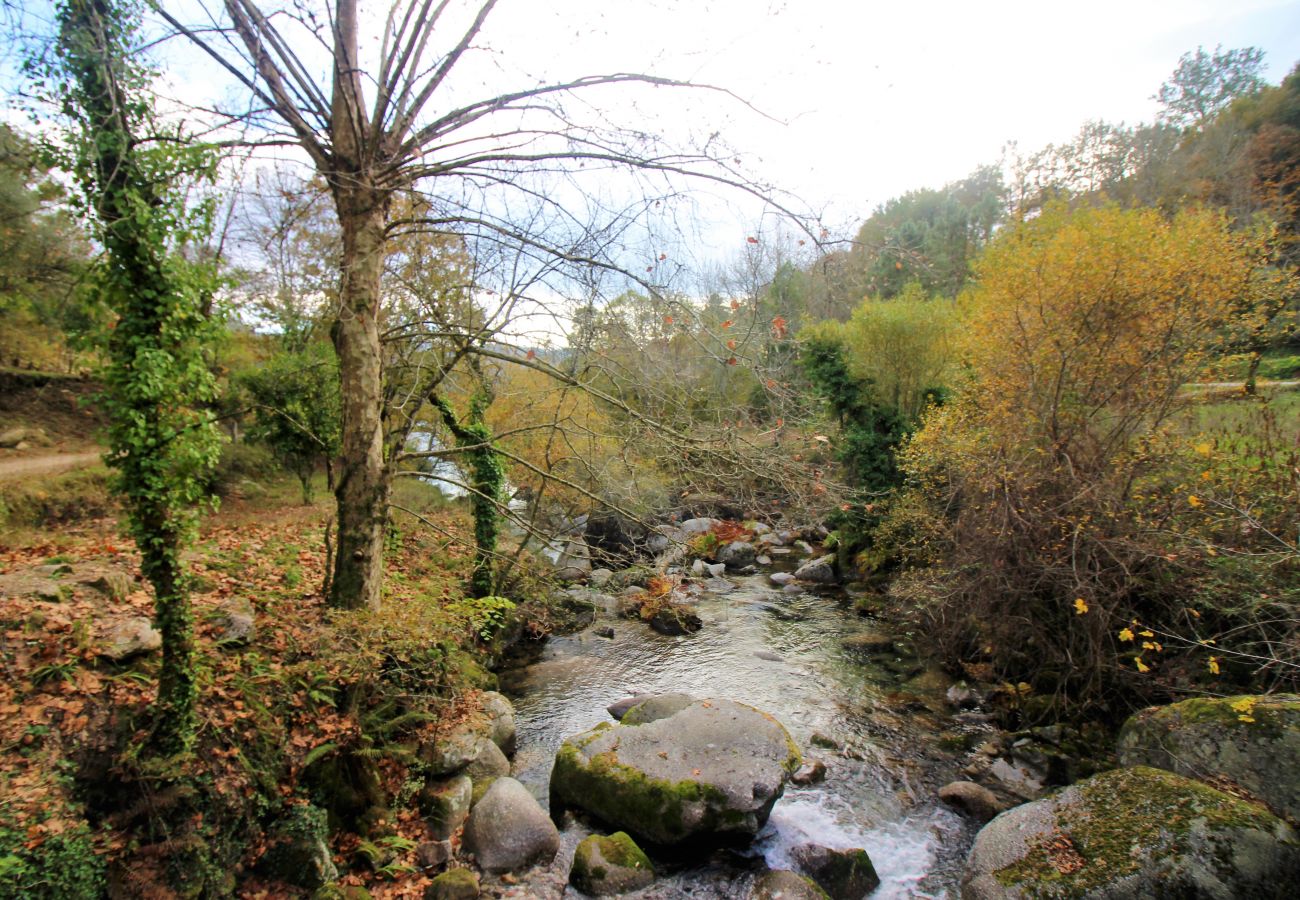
[1208,656,1220,675]
[1187,495,1203,508]
[1074,597,1089,615]
[1118,627,1135,642]
[1195,442,1212,456]
[1134,657,1149,673]
[1139,630,1154,638]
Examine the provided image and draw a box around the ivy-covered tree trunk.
[54,0,220,755]
[436,392,504,598]
[327,191,391,611]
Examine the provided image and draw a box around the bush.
[206,440,279,499]
[886,202,1294,717]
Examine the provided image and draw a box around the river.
[491,569,988,898]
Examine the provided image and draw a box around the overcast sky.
[463,0,1300,235]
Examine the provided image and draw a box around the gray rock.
[595,626,616,639]
[791,759,827,786]
[755,650,784,662]
[750,869,830,899]
[556,538,593,573]
[77,567,132,601]
[706,561,727,578]
[751,522,773,535]
[422,722,487,776]
[621,693,697,725]
[556,566,588,583]
[645,534,671,555]
[962,766,1300,899]
[702,576,735,593]
[717,540,758,569]
[589,567,614,587]
[1116,693,1300,824]
[0,427,28,448]
[691,558,708,575]
[420,774,473,840]
[986,757,1044,801]
[607,694,655,721]
[0,574,68,603]
[647,602,702,635]
[99,617,161,662]
[424,868,480,900]
[213,601,256,647]
[946,682,980,709]
[938,781,1005,822]
[467,738,511,804]
[794,540,816,556]
[793,555,836,585]
[680,517,722,535]
[480,691,517,756]
[463,777,560,873]
[569,831,655,896]
[769,572,796,586]
[551,698,801,845]
[757,532,782,547]
[809,731,841,751]
[756,554,773,566]
[791,843,879,900]
[416,839,453,869]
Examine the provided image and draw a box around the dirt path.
[0,450,102,481]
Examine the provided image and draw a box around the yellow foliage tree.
[891,201,1278,711]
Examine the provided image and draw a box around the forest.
[1,2,1299,899]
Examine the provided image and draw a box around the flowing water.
[492,570,988,899]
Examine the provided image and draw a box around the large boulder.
[462,777,560,873]
[466,738,511,806]
[620,693,697,725]
[550,698,801,846]
[962,766,1300,899]
[1116,693,1300,824]
[939,781,1006,823]
[569,832,655,896]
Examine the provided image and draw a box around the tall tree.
[1156,45,1267,131]
[49,0,221,754]
[160,0,785,610]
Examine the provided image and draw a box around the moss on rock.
[570,831,655,895]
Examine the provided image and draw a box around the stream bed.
[492,572,989,898]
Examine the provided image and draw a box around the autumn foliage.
[885,202,1296,716]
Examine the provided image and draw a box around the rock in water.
[791,844,879,900]
[793,554,836,584]
[620,693,697,725]
[749,869,830,899]
[962,766,1300,899]
[1117,693,1300,824]
[717,540,757,569]
[569,832,655,895]
[550,698,801,846]
[462,777,559,873]
[938,781,1005,822]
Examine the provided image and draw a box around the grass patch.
[0,465,114,529]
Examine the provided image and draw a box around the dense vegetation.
[0,2,1297,895]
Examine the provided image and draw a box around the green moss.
[1138,694,1299,742]
[993,766,1288,893]
[425,868,479,900]
[552,742,730,844]
[571,832,654,894]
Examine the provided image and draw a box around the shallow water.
[493,572,984,898]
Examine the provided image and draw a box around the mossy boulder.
[791,843,879,899]
[1117,693,1300,824]
[550,698,801,846]
[419,774,472,841]
[466,738,510,806]
[569,831,655,896]
[962,766,1300,899]
[258,804,338,891]
[423,868,480,900]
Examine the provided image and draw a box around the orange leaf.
[664,315,674,325]
[726,339,737,350]
[525,349,536,360]
[727,356,738,366]
[746,236,759,244]
[722,320,733,329]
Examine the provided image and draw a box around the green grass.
[1172,388,1300,437]
[1204,348,1300,382]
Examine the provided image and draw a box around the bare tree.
[157,0,803,609]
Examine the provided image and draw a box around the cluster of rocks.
[954,693,1300,898]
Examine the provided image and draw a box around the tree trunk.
[328,192,390,610]
[1244,350,1261,396]
[143,518,196,756]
